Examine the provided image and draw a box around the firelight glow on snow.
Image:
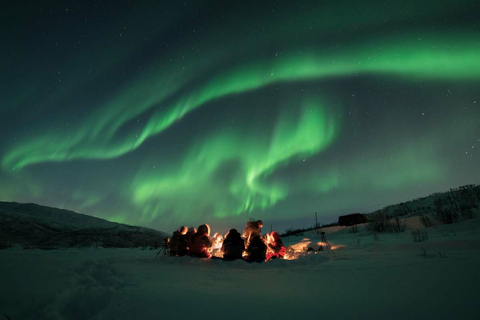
[1,0,479,232]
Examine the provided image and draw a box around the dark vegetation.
[419,215,433,228]
[411,229,429,242]
[376,184,479,220]
[367,184,478,227]
[365,212,406,233]
[433,198,459,224]
[430,185,478,223]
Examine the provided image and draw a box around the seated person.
[266,231,286,261]
[211,233,224,258]
[177,228,190,257]
[242,220,263,248]
[221,229,245,261]
[244,234,267,263]
[189,224,212,258]
[169,226,187,256]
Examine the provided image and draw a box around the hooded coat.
[222,229,245,260]
[245,234,267,262]
[169,230,182,256]
[266,231,286,261]
[189,233,212,258]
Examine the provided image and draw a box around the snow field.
[1,217,479,320]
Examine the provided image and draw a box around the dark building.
[338,213,368,226]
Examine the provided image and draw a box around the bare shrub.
[419,215,433,228]
[411,229,429,242]
[349,225,359,233]
[391,216,406,233]
[0,241,12,249]
[366,212,406,233]
[438,252,447,258]
[419,247,428,257]
[418,247,447,258]
[433,199,459,224]
[366,212,391,233]
[460,205,475,219]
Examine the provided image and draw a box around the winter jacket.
[245,234,266,262]
[222,235,245,260]
[242,222,261,247]
[177,234,189,256]
[169,231,182,256]
[189,233,212,258]
[266,241,286,261]
[266,232,286,261]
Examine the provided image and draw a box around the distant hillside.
[0,201,168,248]
[281,184,480,237]
[372,184,480,218]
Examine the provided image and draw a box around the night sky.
[1,1,479,233]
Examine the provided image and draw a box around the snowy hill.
[373,184,479,217]
[0,201,168,248]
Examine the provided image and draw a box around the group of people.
[169,220,286,262]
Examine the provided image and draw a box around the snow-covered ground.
[1,217,479,320]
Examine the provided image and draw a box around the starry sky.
[1,0,479,233]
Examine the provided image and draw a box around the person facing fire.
[256,220,263,232]
[185,227,197,255]
[170,226,188,256]
[221,229,245,261]
[242,219,263,248]
[244,233,267,263]
[177,227,190,256]
[189,224,212,258]
[211,233,224,258]
[187,227,196,238]
[265,231,286,261]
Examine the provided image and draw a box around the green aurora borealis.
[1,1,479,232]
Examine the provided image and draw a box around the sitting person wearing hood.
[177,227,190,257]
[221,229,245,261]
[188,224,212,258]
[170,226,188,256]
[266,231,286,261]
[244,233,267,263]
[211,233,224,258]
[242,220,263,248]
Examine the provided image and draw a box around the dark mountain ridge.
[0,201,168,248]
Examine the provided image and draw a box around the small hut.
[338,213,367,226]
